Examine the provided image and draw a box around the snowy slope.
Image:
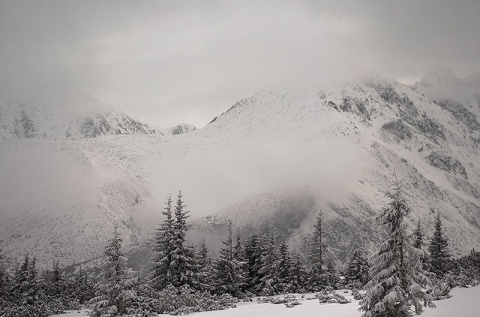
[1,73,480,268]
[0,93,158,140]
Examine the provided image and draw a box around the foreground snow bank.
[53,286,480,317]
[423,285,480,317]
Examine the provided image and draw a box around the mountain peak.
[419,67,459,87]
[0,93,158,140]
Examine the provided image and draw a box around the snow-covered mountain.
[1,72,479,268]
[0,93,158,140]
[163,123,197,136]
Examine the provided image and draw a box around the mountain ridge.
[0,72,479,268]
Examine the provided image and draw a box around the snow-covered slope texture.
[1,74,479,268]
[192,75,480,262]
[0,93,157,140]
[414,68,480,133]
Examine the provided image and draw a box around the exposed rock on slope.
[1,73,479,267]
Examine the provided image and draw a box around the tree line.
[0,186,479,317]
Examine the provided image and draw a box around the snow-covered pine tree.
[308,212,325,291]
[346,250,369,289]
[212,221,246,297]
[12,254,38,306]
[74,266,95,305]
[359,176,434,317]
[151,195,176,291]
[170,191,201,290]
[46,260,65,298]
[90,226,136,317]
[197,238,213,292]
[277,242,293,293]
[290,254,308,293]
[233,229,249,294]
[244,232,263,294]
[257,226,280,296]
[428,213,451,278]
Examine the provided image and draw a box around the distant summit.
[0,93,158,140]
[163,123,197,135]
[418,67,460,87]
[414,68,480,102]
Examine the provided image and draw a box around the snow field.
[52,286,480,317]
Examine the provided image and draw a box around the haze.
[1,0,479,128]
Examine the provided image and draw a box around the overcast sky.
[1,0,479,128]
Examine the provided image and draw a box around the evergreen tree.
[257,226,279,296]
[244,232,263,294]
[428,213,451,278]
[324,260,340,288]
[170,191,201,290]
[346,250,369,288]
[196,238,213,291]
[233,229,249,293]
[90,226,136,317]
[277,242,293,293]
[290,254,308,293]
[412,220,424,250]
[308,212,325,291]
[74,266,95,305]
[12,254,37,305]
[151,195,176,291]
[359,177,434,317]
[212,221,246,297]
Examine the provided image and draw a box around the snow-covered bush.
[428,279,452,301]
[316,290,351,304]
[352,290,364,301]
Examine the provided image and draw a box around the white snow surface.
[51,286,480,317]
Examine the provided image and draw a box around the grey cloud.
[1,0,479,127]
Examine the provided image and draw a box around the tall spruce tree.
[245,232,263,294]
[277,242,293,293]
[346,250,369,288]
[428,213,451,278]
[308,212,325,291]
[257,226,279,296]
[151,195,176,290]
[212,221,246,297]
[170,191,201,290]
[233,229,249,293]
[90,226,136,317]
[359,177,434,317]
[197,238,213,291]
[290,254,308,293]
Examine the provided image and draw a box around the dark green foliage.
[428,213,451,278]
